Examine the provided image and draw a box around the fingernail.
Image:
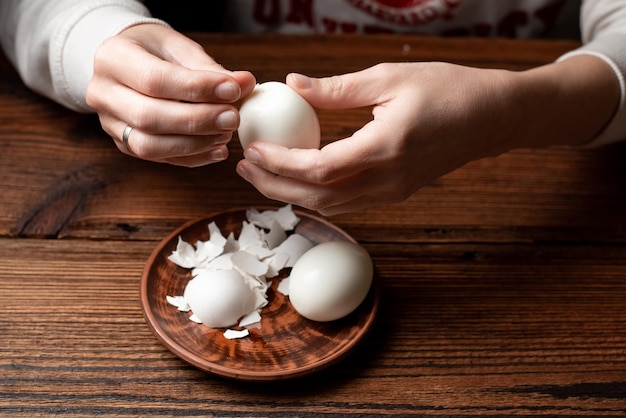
[208,147,227,161]
[215,81,239,101]
[243,147,261,164]
[288,73,311,89]
[216,110,238,130]
[236,163,251,181]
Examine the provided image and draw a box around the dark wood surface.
[2,34,626,416]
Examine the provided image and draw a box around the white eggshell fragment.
[183,269,257,328]
[165,295,190,312]
[288,241,373,322]
[167,237,199,269]
[273,234,314,268]
[224,329,250,340]
[238,82,321,150]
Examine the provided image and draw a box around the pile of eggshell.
[166,205,373,340]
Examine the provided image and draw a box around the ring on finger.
[122,124,135,155]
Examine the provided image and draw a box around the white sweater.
[1,0,625,146]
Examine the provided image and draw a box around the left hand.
[87,24,256,167]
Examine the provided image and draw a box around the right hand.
[86,24,256,167]
[237,55,618,216]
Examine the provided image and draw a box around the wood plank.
[1,238,625,415]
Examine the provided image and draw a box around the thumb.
[286,68,386,110]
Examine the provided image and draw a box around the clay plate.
[140,207,379,381]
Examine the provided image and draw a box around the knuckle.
[92,37,116,69]
[187,106,225,133]
[183,77,214,102]
[373,62,394,74]
[325,74,348,98]
[138,67,167,97]
[85,82,103,109]
[126,134,160,160]
[301,154,333,184]
[309,166,332,185]
[183,115,200,133]
[128,106,154,131]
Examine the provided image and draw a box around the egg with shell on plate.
[287,241,374,322]
[237,81,321,150]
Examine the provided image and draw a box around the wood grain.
[2,238,626,415]
[2,34,626,415]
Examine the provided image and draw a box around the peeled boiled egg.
[288,241,373,322]
[237,81,321,150]
[183,269,257,328]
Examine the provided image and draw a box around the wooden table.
[2,34,626,416]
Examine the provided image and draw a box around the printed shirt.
[223,0,581,39]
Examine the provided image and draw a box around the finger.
[165,40,258,96]
[127,130,231,161]
[236,160,408,216]
[243,120,393,184]
[237,153,408,214]
[123,26,258,101]
[236,158,372,212]
[103,117,231,162]
[236,160,328,210]
[162,145,230,167]
[89,81,240,135]
[286,64,394,109]
[95,36,243,103]
[232,71,257,98]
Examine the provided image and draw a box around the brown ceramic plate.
[140,207,379,381]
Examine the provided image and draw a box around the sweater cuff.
[557,32,626,147]
[52,2,169,112]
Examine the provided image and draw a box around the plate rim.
[139,206,379,381]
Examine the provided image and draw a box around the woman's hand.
[87,24,256,167]
[236,62,519,215]
[236,57,618,216]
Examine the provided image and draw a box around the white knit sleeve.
[0,0,168,113]
[558,0,626,146]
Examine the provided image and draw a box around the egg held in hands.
[183,269,257,328]
[288,241,374,322]
[237,81,321,150]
